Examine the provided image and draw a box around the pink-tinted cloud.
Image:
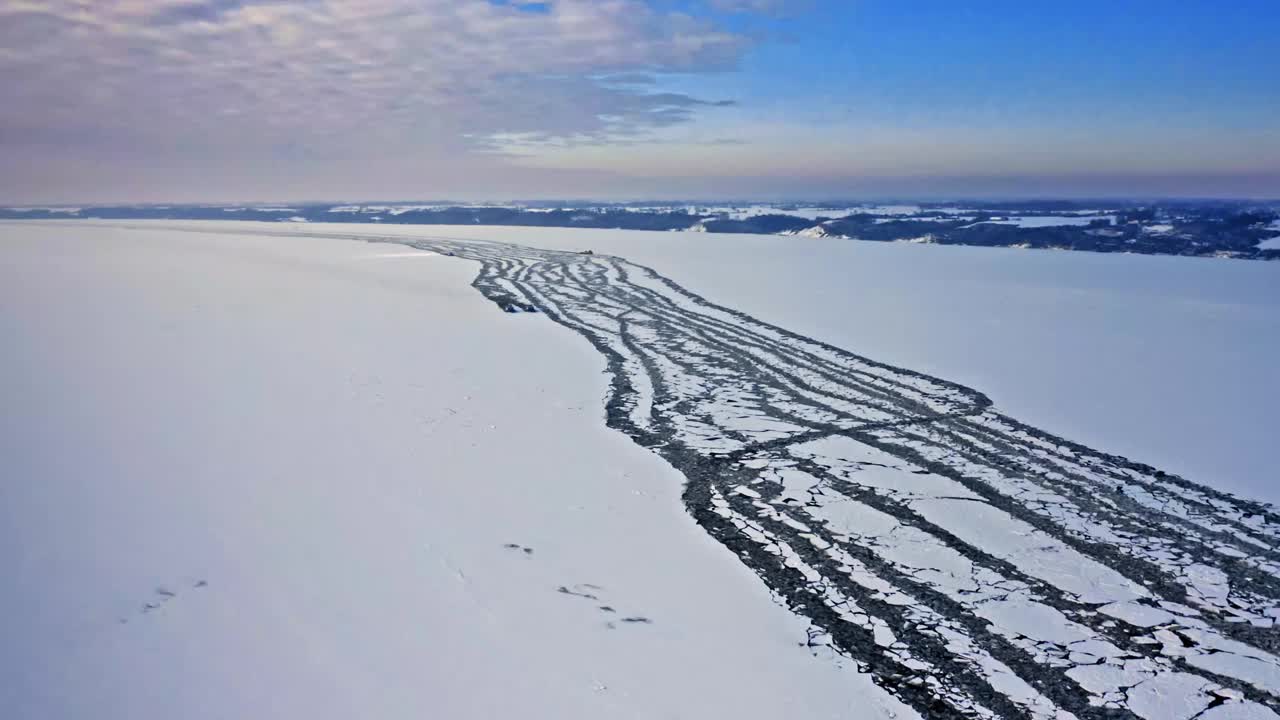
[0,1,757,201]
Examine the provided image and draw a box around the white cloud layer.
[0,0,760,201]
[3,1,1272,202]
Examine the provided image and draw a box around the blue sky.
[1,0,1276,202]
[715,1,1277,128]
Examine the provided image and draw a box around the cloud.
[0,0,763,200]
[144,0,256,26]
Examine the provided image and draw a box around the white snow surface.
[4,219,1278,720]
[184,219,1280,505]
[1259,221,1280,249]
[0,223,909,720]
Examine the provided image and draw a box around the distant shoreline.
[4,201,1278,261]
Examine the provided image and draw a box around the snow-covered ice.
[0,223,909,720]
[226,220,1279,503]
[4,219,1278,720]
